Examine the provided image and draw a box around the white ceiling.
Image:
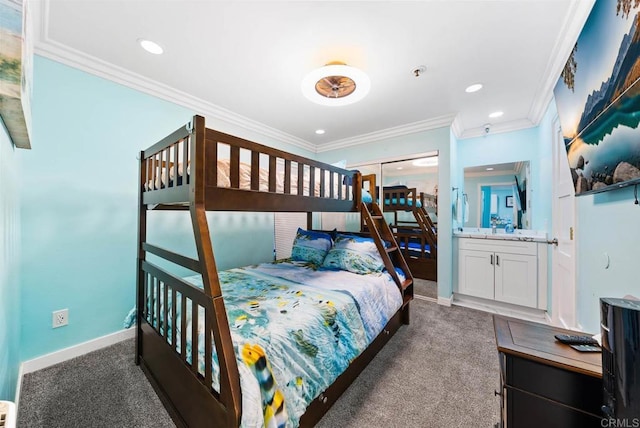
[464,161,524,176]
[32,0,593,152]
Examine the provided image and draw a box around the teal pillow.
[322,234,385,274]
[291,228,333,266]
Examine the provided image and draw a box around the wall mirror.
[463,161,530,230]
[380,157,439,223]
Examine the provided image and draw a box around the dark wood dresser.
[493,315,603,427]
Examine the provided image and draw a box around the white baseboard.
[437,295,453,307]
[13,364,23,417]
[414,294,437,303]
[21,328,135,375]
[452,293,548,323]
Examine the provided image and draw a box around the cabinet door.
[494,252,537,307]
[458,249,495,299]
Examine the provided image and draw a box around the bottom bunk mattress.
[144,261,403,427]
[399,241,431,254]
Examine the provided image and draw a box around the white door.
[551,116,577,328]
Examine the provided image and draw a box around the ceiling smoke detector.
[412,65,427,77]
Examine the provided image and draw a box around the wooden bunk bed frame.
[136,115,413,428]
[362,174,437,281]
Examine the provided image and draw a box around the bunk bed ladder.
[414,207,438,258]
[361,202,414,313]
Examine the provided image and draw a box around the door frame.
[550,115,577,329]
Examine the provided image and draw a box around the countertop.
[453,228,549,243]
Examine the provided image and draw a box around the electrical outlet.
[52,309,68,328]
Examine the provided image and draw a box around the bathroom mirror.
[463,161,530,230]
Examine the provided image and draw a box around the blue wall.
[0,124,21,400]
[19,57,282,361]
[575,188,640,332]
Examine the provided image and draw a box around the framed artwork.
[505,196,514,208]
[553,1,640,195]
[0,0,32,149]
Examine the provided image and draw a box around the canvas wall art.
[554,0,640,195]
[0,0,32,149]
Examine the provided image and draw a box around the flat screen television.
[553,2,640,196]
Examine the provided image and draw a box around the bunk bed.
[362,174,437,281]
[136,116,413,428]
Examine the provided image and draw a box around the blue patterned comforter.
[149,261,402,427]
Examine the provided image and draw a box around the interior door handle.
[547,238,558,246]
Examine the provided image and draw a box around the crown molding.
[464,169,518,178]
[31,1,316,153]
[459,118,535,139]
[527,0,595,125]
[450,115,464,140]
[317,113,457,153]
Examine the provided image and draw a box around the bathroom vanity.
[454,229,548,311]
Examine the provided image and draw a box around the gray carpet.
[413,278,438,300]
[19,300,500,427]
[18,340,175,428]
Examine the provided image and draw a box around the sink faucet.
[491,219,497,234]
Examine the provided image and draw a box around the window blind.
[274,213,306,259]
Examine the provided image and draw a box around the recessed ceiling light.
[315,129,325,135]
[412,157,438,167]
[486,167,494,171]
[489,111,504,118]
[397,166,403,170]
[138,39,164,55]
[465,83,483,93]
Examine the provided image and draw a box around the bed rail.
[138,258,240,426]
[140,116,361,212]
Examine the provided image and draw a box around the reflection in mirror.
[463,161,530,230]
[351,155,440,296]
[380,156,439,291]
[381,157,438,224]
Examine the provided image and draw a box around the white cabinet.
[458,249,495,300]
[493,252,537,306]
[456,238,545,309]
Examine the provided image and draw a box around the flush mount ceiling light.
[412,157,439,167]
[489,111,504,118]
[315,129,325,135]
[301,62,371,106]
[465,83,483,93]
[138,38,164,55]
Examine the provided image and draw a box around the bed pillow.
[322,234,385,274]
[361,189,373,203]
[291,228,333,266]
